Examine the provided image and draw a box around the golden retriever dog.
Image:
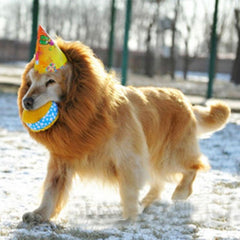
[18,39,230,224]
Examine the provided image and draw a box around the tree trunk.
[44,1,50,32]
[144,2,160,78]
[170,25,176,80]
[183,41,189,80]
[145,21,155,78]
[170,0,180,80]
[231,36,240,84]
[145,47,155,78]
[231,9,240,85]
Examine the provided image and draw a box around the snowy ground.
[0,92,240,240]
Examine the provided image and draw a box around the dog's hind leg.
[22,155,73,224]
[170,126,210,201]
[171,170,197,200]
[171,151,210,200]
[141,182,164,210]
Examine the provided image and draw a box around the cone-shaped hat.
[34,25,67,74]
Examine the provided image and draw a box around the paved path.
[0,63,240,112]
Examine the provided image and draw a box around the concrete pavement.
[0,64,239,112]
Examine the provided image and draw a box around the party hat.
[34,25,67,74]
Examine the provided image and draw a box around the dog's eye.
[46,79,56,87]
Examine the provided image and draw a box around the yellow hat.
[34,25,67,74]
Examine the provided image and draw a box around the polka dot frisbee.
[22,101,59,132]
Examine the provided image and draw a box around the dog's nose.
[23,97,34,110]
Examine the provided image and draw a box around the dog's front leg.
[117,161,144,221]
[22,155,73,224]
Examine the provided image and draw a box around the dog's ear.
[62,63,73,94]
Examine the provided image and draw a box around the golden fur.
[18,39,230,223]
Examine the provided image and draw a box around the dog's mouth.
[22,96,50,111]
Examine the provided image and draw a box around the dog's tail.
[193,101,230,137]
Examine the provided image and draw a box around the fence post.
[207,0,219,99]
[29,0,39,61]
[121,0,132,86]
[107,0,116,69]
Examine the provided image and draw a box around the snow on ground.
[0,92,240,240]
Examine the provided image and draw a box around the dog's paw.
[122,210,139,222]
[115,218,132,226]
[171,187,192,200]
[138,203,145,214]
[22,212,44,224]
